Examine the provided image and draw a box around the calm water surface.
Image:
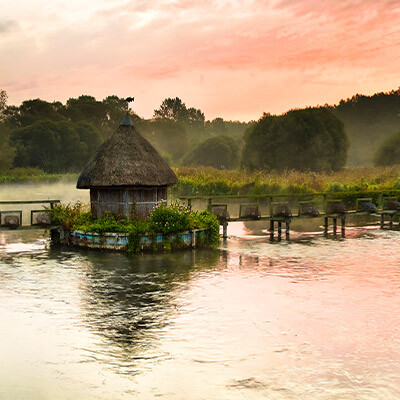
[0,183,400,399]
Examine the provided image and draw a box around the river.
[0,183,399,399]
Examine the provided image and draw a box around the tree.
[11,120,102,172]
[0,123,14,171]
[242,108,348,172]
[154,97,205,139]
[0,89,7,119]
[142,119,189,162]
[3,98,66,129]
[374,131,400,166]
[331,88,400,165]
[182,135,240,169]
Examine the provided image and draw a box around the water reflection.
[76,250,220,370]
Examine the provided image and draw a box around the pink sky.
[1,0,399,121]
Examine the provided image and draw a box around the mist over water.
[1,183,400,399]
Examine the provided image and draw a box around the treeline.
[1,87,399,175]
[330,88,400,166]
[0,91,251,172]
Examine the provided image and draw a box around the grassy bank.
[3,166,400,196]
[0,168,78,184]
[172,166,400,196]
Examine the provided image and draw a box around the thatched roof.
[77,115,177,189]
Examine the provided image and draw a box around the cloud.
[0,20,17,33]
[1,0,399,120]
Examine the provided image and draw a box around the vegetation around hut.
[50,202,220,252]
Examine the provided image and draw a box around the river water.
[1,183,400,399]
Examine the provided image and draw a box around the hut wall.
[90,187,168,220]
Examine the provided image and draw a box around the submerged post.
[285,220,290,240]
[341,216,346,237]
[222,221,228,239]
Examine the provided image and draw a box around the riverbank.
[2,166,400,197]
[0,168,77,184]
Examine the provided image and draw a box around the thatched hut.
[77,114,177,220]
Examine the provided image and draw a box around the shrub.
[50,202,220,251]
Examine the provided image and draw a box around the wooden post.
[333,218,337,235]
[389,214,393,229]
[188,198,192,209]
[222,221,228,239]
[285,220,290,240]
[341,216,346,237]
[207,198,212,211]
[381,214,385,229]
[324,217,328,234]
[277,221,282,241]
[269,220,274,242]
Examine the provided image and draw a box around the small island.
[50,111,219,252]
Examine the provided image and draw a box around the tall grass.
[172,166,400,196]
[0,168,78,184]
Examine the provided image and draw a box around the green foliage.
[149,202,192,234]
[153,97,206,141]
[182,135,240,169]
[141,119,189,162]
[331,88,400,166]
[0,89,7,120]
[173,165,400,196]
[242,108,348,172]
[0,168,76,184]
[50,202,92,230]
[10,119,102,172]
[51,201,220,252]
[374,131,400,166]
[0,123,14,171]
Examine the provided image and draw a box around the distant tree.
[182,135,240,169]
[64,95,133,138]
[154,97,205,139]
[242,108,348,172]
[0,89,7,119]
[11,120,102,172]
[374,131,400,166]
[3,98,66,128]
[0,123,14,171]
[142,119,189,162]
[205,117,228,136]
[331,88,400,165]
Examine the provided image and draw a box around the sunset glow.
[1,0,399,120]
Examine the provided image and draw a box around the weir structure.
[179,190,400,241]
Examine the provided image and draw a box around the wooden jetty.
[179,190,400,240]
[0,200,60,230]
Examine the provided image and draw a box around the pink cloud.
[1,0,399,120]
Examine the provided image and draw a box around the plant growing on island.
[50,201,220,252]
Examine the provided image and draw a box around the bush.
[182,135,240,169]
[242,108,348,172]
[50,202,220,251]
[374,131,400,166]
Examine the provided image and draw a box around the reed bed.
[172,166,400,196]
